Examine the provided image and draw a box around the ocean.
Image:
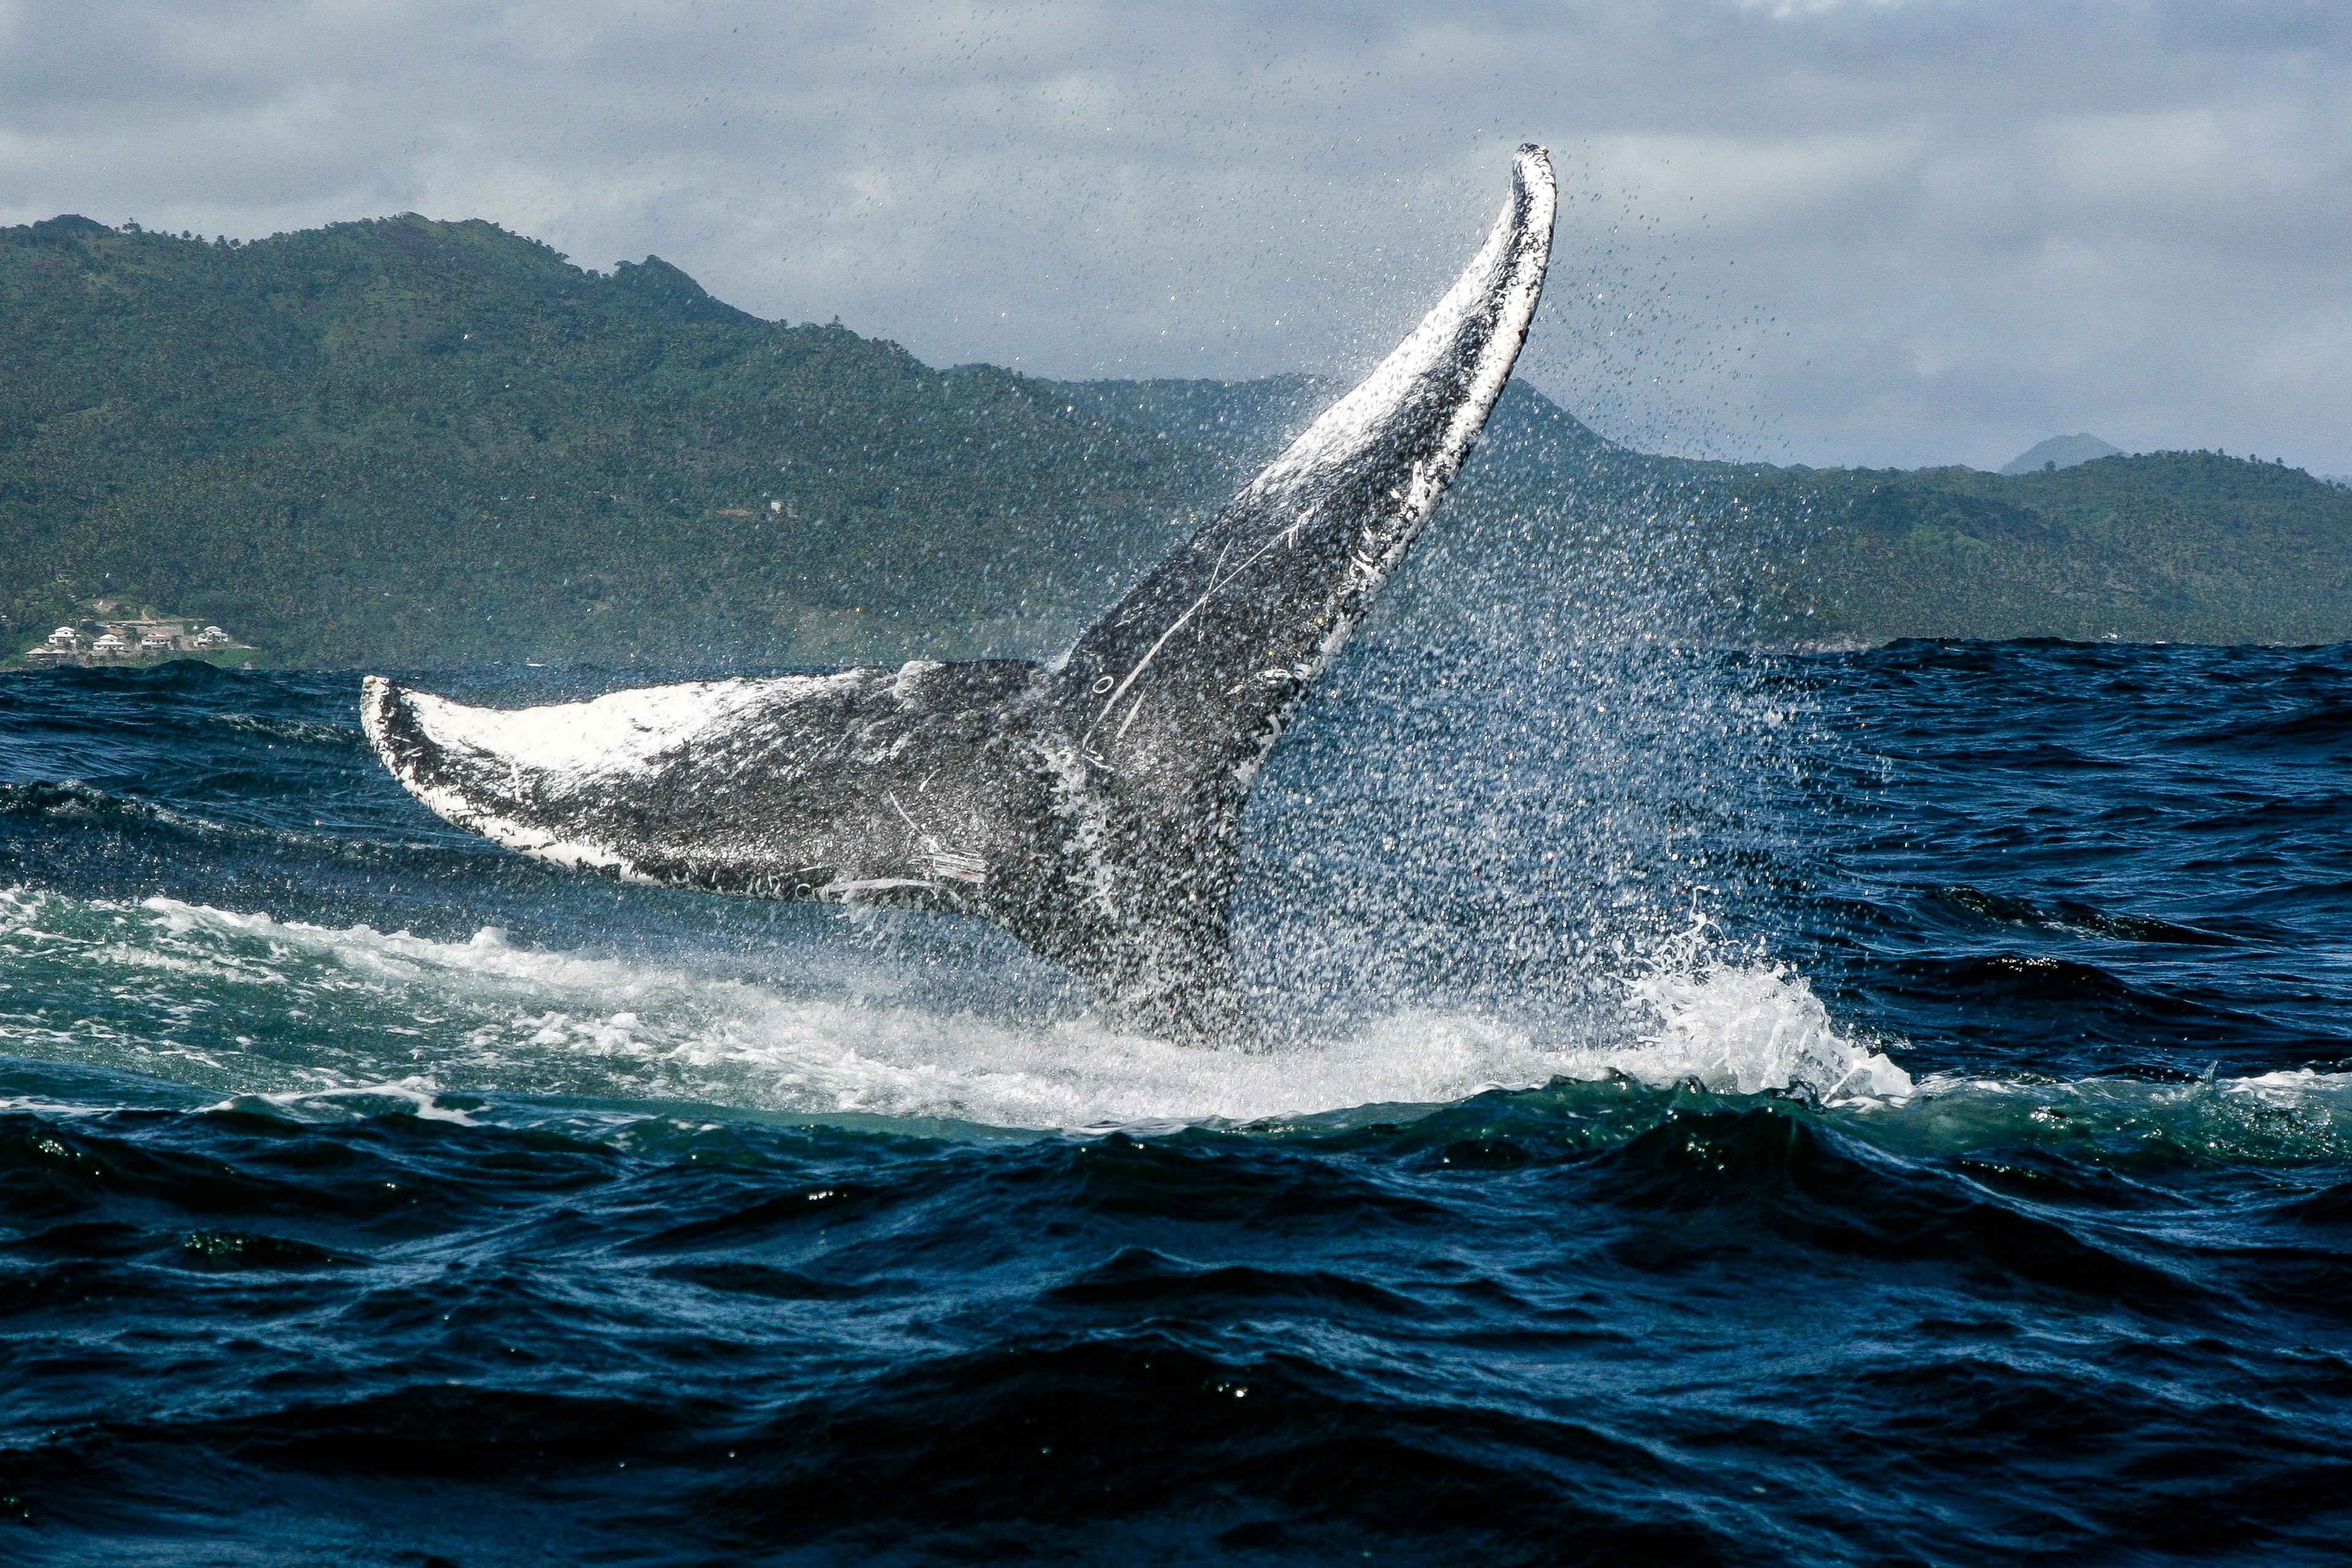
[3,638,2350,1564]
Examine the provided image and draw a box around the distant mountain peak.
[2000,434,2124,475]
[609,254,758,325]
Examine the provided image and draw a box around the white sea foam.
[85,896,1909,1128]
[200,1080,482,1125]
[1614,924,1914,1100]
[21,890,2350,1152]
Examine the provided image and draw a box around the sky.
[4,0,2347,473]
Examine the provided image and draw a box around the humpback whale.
[363,145,1557,1039]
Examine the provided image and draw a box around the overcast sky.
[4,1,2346,472]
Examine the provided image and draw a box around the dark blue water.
[4,642,2351,1564]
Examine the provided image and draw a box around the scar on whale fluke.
[363,145,1558,1041]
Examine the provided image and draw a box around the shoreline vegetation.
[7,213,2350,671]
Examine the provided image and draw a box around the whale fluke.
[363,145,1558,1039]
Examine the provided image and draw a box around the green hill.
[1049,374,2352,649]
[6,211,2350,666]
[0,214,1215,668]
[1734,453,2352,645]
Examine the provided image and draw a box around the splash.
[1612,919,1913,1099]
[9,888,2352,1163]
[0,887,1902,1129]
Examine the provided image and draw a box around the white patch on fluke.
[382,674,845,785]
[361,672,859,883]
[1248,145,1555,518]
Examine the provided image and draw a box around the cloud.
[2,0,2347,472]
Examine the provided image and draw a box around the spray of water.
[0,881,1912,1127]
[20,885,2352,1167]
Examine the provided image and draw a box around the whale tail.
[363,146,1558,1040]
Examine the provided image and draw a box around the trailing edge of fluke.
[363,145,1558,1039]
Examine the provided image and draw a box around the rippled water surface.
[4,642,2351,1564]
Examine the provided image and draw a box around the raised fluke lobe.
[363,148,1558,1039]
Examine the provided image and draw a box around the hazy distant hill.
[1741,452,2352,645]
[2000,433,2125,475]
[6,213,2351,666]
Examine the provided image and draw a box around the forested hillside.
[0,214,1215,668]
[1060,374,2352,647]
[1741,453,2352,645]
[7,212,2350,666]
